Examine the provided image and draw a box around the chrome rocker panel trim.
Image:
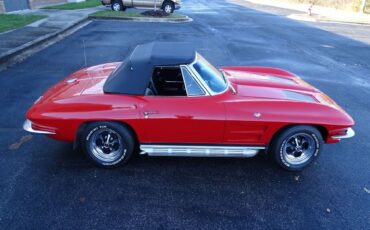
[140,144,265,158]
[332,128,355,140]
[23,119,55,135]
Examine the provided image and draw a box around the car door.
[133,0,162,8]
[139,67,225,144]
[122,0,134,7]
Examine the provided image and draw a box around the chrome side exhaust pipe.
[140,145,265,158]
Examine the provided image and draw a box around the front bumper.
[332,128,355,140]
[23,119,56,135]
[175,4,181,10]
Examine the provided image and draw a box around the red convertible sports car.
[24,42,355,171]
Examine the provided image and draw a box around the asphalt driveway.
[0,0,369,229]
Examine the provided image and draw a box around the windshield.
[192,54,227,93]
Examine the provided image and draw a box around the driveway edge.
[0,18,89,70]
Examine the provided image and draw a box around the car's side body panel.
[220,66,354,145]
[27,94,144,142]
[223,98,352,145]
[137,95,226,144]
[133,0,162,8]
[121,0,133,7]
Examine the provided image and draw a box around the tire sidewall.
[82,122,134,167]
[272,126,323,171]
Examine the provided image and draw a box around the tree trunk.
[360,0,366,13]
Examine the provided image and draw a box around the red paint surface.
[26,63,354,146]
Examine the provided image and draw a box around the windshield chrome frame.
[180,65,209,97]
[187,53,229,96]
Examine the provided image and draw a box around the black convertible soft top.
[103,42,196,95]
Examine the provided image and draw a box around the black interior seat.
[151,66,186,96]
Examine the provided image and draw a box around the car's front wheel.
[270,125,323,171]
[81,122,134,168]
[111,0,125,11]
[162,1,174,14]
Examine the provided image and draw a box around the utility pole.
[360,0,366,13]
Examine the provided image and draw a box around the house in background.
[0,0,85,13]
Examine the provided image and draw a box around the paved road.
[0,7,100,62]
[0,0,369,229]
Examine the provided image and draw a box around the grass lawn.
[43,0,100,10]
[90,10,188,19]
[0,14,47,33]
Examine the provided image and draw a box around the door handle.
[144,111,158,118]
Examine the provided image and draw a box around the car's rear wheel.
[81,122,134,168]
[270,125,323,171]
[111,0,125,11]
[162,1,174,14]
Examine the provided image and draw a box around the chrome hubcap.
[112,3,121,11]
[164,5,172,13]
[282,133,316,165]
[89,128,124,162]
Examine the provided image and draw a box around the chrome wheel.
[89,128,124,163]
[164,4,173,14]
[112,3,121,11]
[282,133,316,165]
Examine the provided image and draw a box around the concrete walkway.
[0,6,103,65]
[237,0,370,24]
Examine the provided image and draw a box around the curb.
[287,14,317,22]
[0,17,89,68]
[88,15,193,23]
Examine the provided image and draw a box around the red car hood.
[221,66,336,104]
[220,66,345,109]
